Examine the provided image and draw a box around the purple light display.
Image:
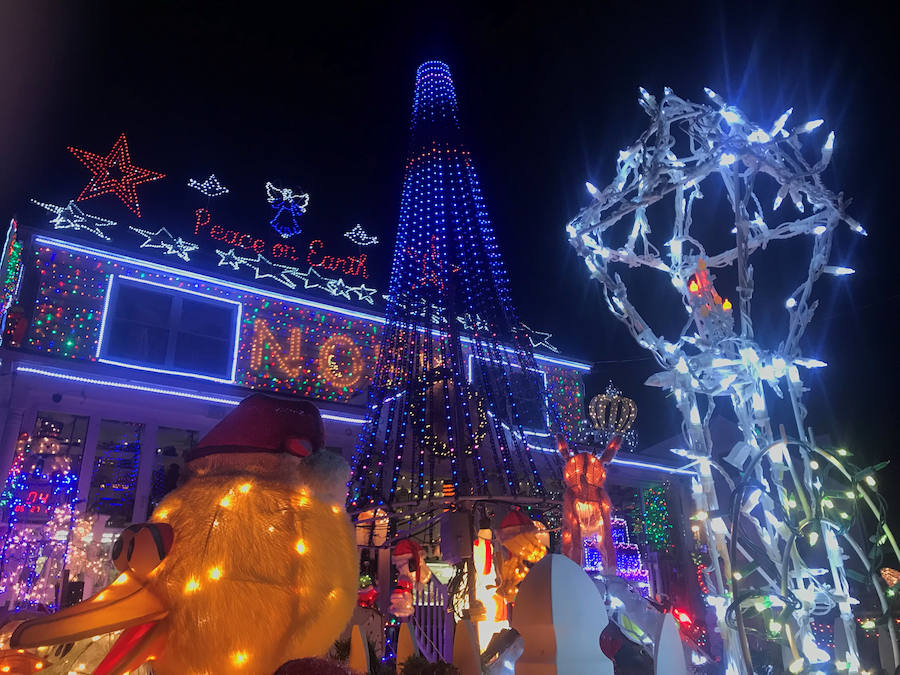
[584,516,651,596]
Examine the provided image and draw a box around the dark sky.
[1,2,897,460]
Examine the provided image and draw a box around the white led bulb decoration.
[566,87,897,673]
[343,224,379,246]
[129,225,199,262]
[187,173,230,197]
[212,248,378,303]
[31,198,116,240]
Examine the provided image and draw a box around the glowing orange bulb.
[184,577,200,593]
[295,539,307,554]
[231,651,250,667]
[219,495,233,508]
[34,663,44,671]
[208,566,223,581]
[238,482,251,494]
[722,298,732,311]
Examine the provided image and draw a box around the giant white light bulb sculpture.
[566,87,896,673]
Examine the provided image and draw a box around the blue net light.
[349,62,557,507]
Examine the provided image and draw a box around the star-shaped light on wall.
[351,284,377,304]
[68,132,165,217]
[518,323,560,353]
[296,266,328,290]
[215,248,244,270]
[212,253,379,304]
[31,199,116,240]
[239,253,301,289]
[130,226,198,261]
[326,277,354,300]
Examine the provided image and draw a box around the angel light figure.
[566,87,897,674]
[266,181,310,238]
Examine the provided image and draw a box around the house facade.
[0,221,699,615]
[0,227,596,524]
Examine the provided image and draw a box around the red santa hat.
[185,393,325,463]
[392,539,420,563]
[498,509,535,541]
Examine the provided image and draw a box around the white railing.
[411,576,453,663]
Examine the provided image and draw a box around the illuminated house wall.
[0,232,701,613]
[16,236,589,417]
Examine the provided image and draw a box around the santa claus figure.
[389,539,431,618]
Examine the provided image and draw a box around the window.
[467,355,549,432]
[88,419,143,526]
[146,427,197,518]
[98,276,241,382]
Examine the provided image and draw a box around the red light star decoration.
[68,133,165,218]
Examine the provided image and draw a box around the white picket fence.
[411,575,454,662]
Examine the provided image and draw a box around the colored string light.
[22,237,588,438]
[583,516,650,596]
[36,232,594,371]
[643,485,674,552]
[1,220,24,345]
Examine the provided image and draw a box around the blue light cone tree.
[349,62,556,509]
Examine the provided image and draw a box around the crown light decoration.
[566,87,897,673]
[580,384,637,453]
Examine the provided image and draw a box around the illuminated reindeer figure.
[558,390,636,570]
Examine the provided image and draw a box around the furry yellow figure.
[10,394,357,675]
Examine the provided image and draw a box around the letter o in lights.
[318,335,364,389]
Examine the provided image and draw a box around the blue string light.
[349,61,554,507]
[0,430,80,610]
[584,517,651,596]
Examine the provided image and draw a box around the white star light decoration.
[215,248,243,270]
[214,248,377,304]
[343,224,379,246]
[239,252,302,289]
[31,199,115,240]
[188,174,229,197]
[129,226,199,261]
[326,277,353,299]
[296,266,328,290]
[518,323,559,353]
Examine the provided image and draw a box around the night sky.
[1,3,897,464]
